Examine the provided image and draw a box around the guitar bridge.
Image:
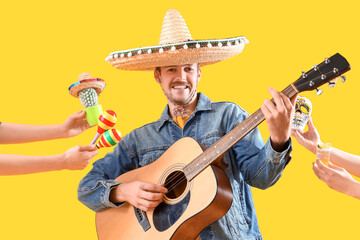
[134,207,151,232]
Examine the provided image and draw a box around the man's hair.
[155,63,200,75]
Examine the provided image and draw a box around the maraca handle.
[90,132,101,145]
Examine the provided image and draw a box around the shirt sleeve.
[226,104,292,189]
[77,137,138,212]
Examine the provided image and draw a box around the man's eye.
[167,68,175,72]
[185,67,193,71]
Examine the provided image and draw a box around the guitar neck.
[184,84,298,181]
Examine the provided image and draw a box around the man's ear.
[197,67,202,83]
[154,70,161,84]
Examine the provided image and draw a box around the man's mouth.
[171,82,191,90]
[173,85,188,89]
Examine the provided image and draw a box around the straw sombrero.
[105,9,249,71]
[68,72,106,98]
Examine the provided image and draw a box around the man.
[78,9,296,239]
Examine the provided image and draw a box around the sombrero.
[68,72,106,98]
[105,9,249,71]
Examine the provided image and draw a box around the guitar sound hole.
[164,171,187,199]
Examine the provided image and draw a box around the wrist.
[270,137,290,152]
[58,123,70,138]
[110,184,126,204]
[58,152,69,170]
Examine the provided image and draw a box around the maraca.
[90,110,117,145]
[96,129,122,149]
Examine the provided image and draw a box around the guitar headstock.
[293,53,351,95]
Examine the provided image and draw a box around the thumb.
[72,110,86,119]
[78,145,97,152]
[307,117,316,131]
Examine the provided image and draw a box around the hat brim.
[106,36,248,71]
[68,78,106,98]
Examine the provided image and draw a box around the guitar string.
[164,86,297,192]
[163,86,297,193]
[164,86,297,193]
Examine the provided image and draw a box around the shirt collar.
[157,92,212,131]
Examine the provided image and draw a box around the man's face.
[154,63,201,106]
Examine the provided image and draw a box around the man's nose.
[175,68,186,80]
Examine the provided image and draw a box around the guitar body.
[95,137,233,240]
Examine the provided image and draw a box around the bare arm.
[0,111,90,144]
[328,148,360,178]
[313,160,360,200]
[0,145,98,175]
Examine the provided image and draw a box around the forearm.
[78,176,122,212]
[0,122,66,144]
[0,153,66,175]
[330,148,360,177]
[348,181,360,200]
[246,138,292,189]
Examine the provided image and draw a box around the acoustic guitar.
[95,53,350,240]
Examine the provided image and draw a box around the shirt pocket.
[198,130,224,148]
[138,147,167,167]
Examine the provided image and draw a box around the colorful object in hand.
[68,72,106,126]
[90,110,117,145]
[96,129,122,149]
[98,110,117,134]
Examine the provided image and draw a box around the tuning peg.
[316,88,323,95]
[302,71,307,78]
[325,58,330,64]
[313,65,319,71]
[340,75,346,83]
[328,79,337,88]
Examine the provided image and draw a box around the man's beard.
[166,82,197,106]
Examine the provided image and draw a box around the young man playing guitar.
[78,9,297,240]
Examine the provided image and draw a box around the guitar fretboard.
[183,84,298,181]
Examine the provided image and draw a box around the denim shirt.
[78,93,292,240]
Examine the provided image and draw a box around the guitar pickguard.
[153,191,191,232]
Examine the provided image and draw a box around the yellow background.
[0,0,359,239]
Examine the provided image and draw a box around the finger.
[260,103,271,118]
[279,91,293,113]
[137,201,161,212]
[140,191,164,201]
[73,110,86,119]
[78,145,97,152]
[261,99,276,116]
[328,162,345,171]
[316,159,333,175]
[291,130,301,141]
[88,150,99,158]
[268,87,285,112]
[140,182,168,193]
[312,162,328,182]
[289,93,298,105]
[307,117,316,131]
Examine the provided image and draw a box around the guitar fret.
[185,84,300,181]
